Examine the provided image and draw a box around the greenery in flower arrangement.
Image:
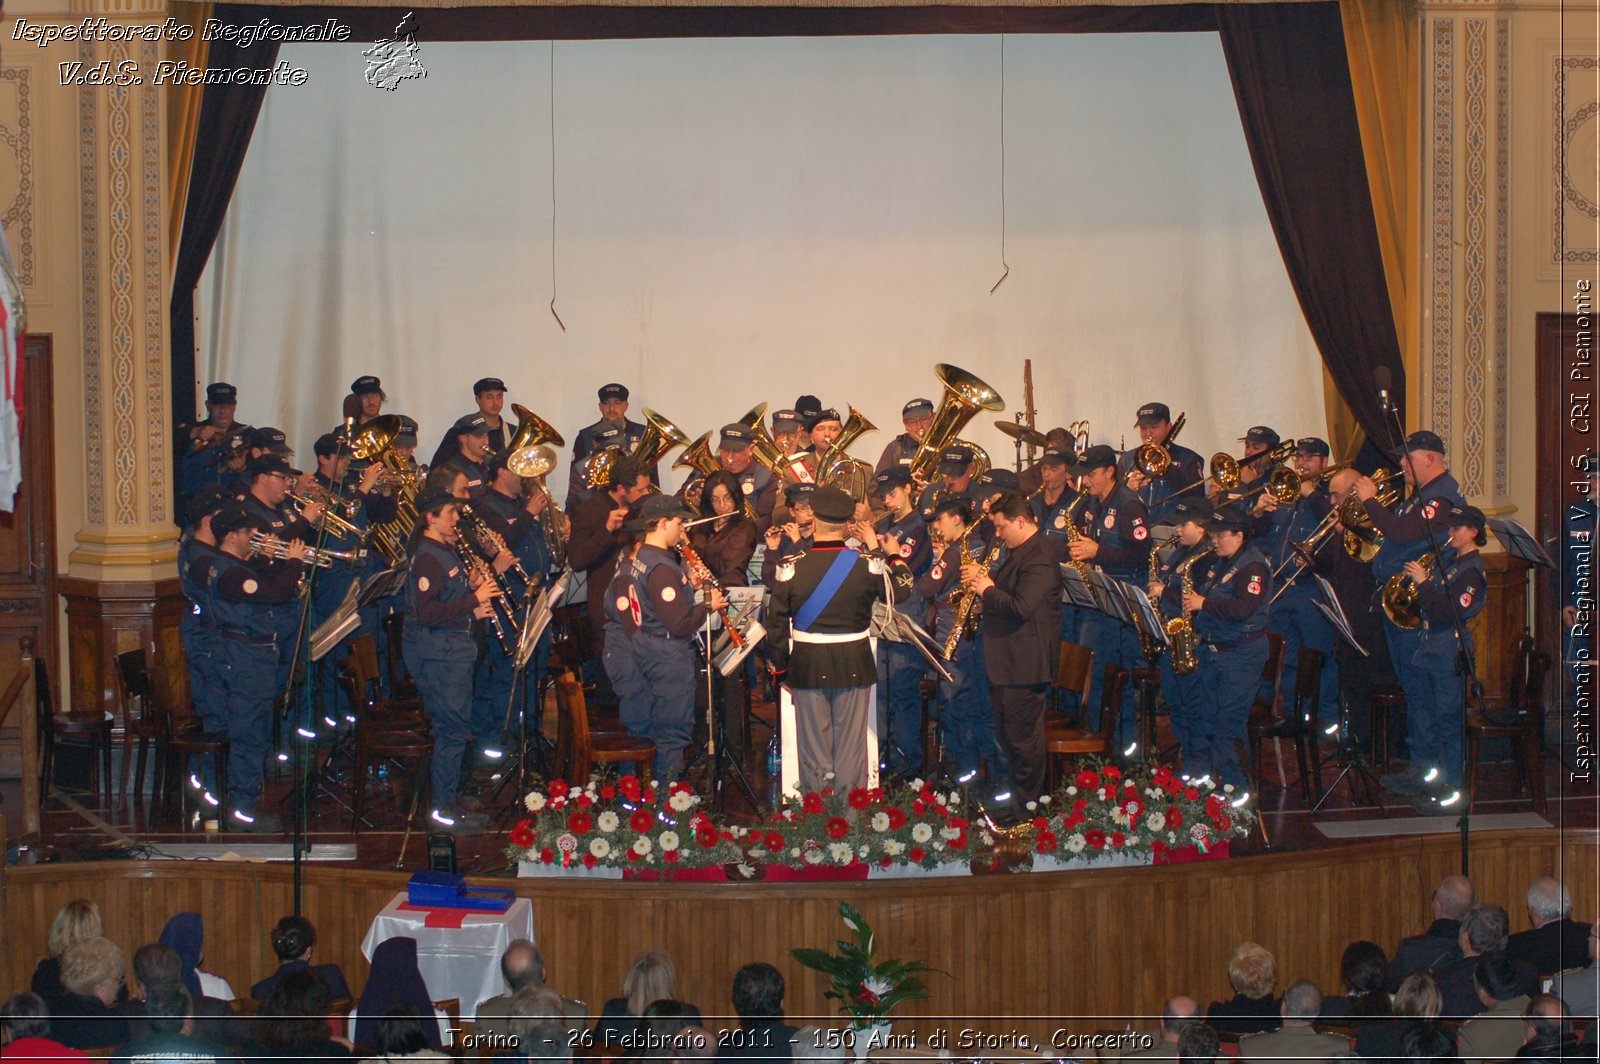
[749,777,982,871]
[790,902,938,1029]
[1027,760,1254,861]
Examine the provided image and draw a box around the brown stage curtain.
[1216,1,1406,453]
[165,2,213,271]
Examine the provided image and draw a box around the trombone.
[287,491,368,542]
[1167,440,1297,498]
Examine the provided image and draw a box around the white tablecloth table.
[359,892,534,1020]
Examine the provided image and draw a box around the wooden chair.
[1045,665,1127,784]
[1466,633,1550,813]
[352,717,433,830]
[553,671,655,782]
[1248,632,1287,720]
[159,715,231,825]
[1369,682,1406,770]
[36,653,114,807]
[113,648,167,806]
[1129,665,1163,759]
[1248,646,1326,805]
[382,612,418,699]
[1051,641,1094,724]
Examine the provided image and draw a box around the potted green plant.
[790,902,937,1059]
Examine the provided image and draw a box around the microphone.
[1374,366,1392,414]
[345,415,357,436]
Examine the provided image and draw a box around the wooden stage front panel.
[2,830,1594,1045]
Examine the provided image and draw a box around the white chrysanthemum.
[939,826,960,841]
[1025,801,1038,812]
[948,792,961,807]
[589,837,611,859]
[828,842,852,864]
[1167,831,1177,843]
[790,847,803,858]
[1039,794,1051,805]
[935,794,947,806]
[909,778,925,791]
[632,837,651,856]
[869,812,890,832]
[1112,810,1130,827]
[1147,813,1167,832]
[1066,786,1078,796]
[858,845,870,859]
[596,811,620,833]
[803,848,824,864]
[525,793,547,812]
[883,839,906,856]
[1065,833,1087,854]
[911,823,934,843]
[659,831,680,851]
[668,791,695,812]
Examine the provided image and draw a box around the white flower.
[1038,795,1051,805]
[828,842,853,864]
[870,812,890,833]
[589,837,611,859]
[883,839,906,857]
[948,792,961,807]
[858,845,870,859]
[1147,813,1167,832]
[1167,831,1177,843]
[632,837,652,856]
[861,975,895,999]
[596,811,620,833]
[659,831,680,851]
[1112,810,1130,827]
[979,832,994,846]
[1066,786,1078,797]
[935,794,947,806]
[1066,833,1087,854]
[911,823,934,843]
[668,791,695,812]
[824,772,836,780]
[650,779,660,788]
[791,847,803,858]
[1025,801,1038,812]
[525,793,547,813]
[1223,784,1235,794]
[803,848,824,864]
[909,778,925,791]
[939,826,960,841]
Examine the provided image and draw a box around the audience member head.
[1227,943,1277,1000]
[1177,1023,1220,1064]
[1522,993,1569,1045]
[732,963,786,1023]
[1434,875,1475,921]
[501,939,547,995]
[271,915,317,962]
[1339,941,1391,1016]
[157,912,206,998]
[642,999,699,1044]
[1281,980,1322,1023]
[1460,904,1510,957]
[257,970,333,1051]
[672,1025,716,1063]
[1393,973,1443,1021]
[1,993,51,1042]
[1525,878,1571,928]
[356,936,439,1050]
[144,986,192,1036]
[507,988,574,1061]
[47,900,105,959]
[1400,1024,1459,1064]
[131,943,184,997]
[372,1005,434,1058]
[1160,996,1199,1043]
[1473,953,1523,1007]
[623,948,677,1018]
[61,937,124,1005]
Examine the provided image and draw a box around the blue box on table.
[406,871,515,912]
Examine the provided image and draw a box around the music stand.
[1487,517,1555,569]
[489,570,570,819]
[1059,565,1100,610]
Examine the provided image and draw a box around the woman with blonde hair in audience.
[1205,942,1281,1036]
[1354,971,1450,1063]
[31,901,120,1017]
[52,937,129,1050]
[593,949,694,1050]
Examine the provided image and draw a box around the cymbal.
[994,420,1047,449]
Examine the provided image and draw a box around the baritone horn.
[505,403,568,569]
[819,405,878,485]
[349,414,417,563]
[906,364,1006,483]
[1132,411,1187,478]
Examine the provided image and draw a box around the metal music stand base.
[1311,700,1389,816]
[691,666,760,813]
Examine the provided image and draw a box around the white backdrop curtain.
[199,32,1325,498]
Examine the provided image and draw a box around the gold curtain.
[166,2,213,268]
[1337,0,1418,458]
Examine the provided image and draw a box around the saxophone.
[1060,485,1094,582]
[942,528,1002,661]
[1140,532,1181,661]
[1164,546,1214,676]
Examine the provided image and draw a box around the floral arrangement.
[790,902,936,1028]
[1029,761,1253,861]
[505,775,747,873]
[748,778,979,871]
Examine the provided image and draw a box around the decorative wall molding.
[1553,55,1599,264]
[141,38,166,523]
[107,39,136,527]
[0,69,36,290]
[78,39,104,528]
[1462,17,1487,496]
[1494,16,1508,498]
[1430,17,1454,448]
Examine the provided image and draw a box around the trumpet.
[1131,412,1186,478]
[287,491,369,542]
[248,532,367,569]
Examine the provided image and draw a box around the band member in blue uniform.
[621,494,725,781]
[1184,504,1272,792]
[768,410,815,487]
[238,454,323,698]
[350,375,386,426]
[874,398,935,476]
[916,496,999,785]
[405,490,502,833]
[1146,497,1215,762]
[177,486,231,804]
[1404,505,1490,814]
[975,468,1020,514]
[438,414,493,495]
[857,468,932,780]
[180,382,250,512]
[309,430,392,713]
[1352,429,1466,797]
[768,486,912,793]
[762,484,816,586]
[569,383,660,507]
[428,377,517,468]
[601,514,648,762]
[1120,402,1204,525]
[964,491,1062,812]
[1259,437,1337,724]
[718,423,780,533]
[1069,444,1154,755]
[1221,426,1283,536]
[1033,447,1090,714]
[916,446,981,522]
[206,503,310,833]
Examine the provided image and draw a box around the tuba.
[818,405,878,494]
[635,408,691,468]
[906,364,1006,483]
[1381,551,1435,629]
[672,431,721,479]
[506,404,568,570]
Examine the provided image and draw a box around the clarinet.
[677,541,745,649]
[455,503,528,609]
[448,537,518,657]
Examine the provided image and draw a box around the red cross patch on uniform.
[931,563,944,580]
[1133,523,1148,541]
[1459,590,1474,608]
[1422,501,1438,519]
[626,585,643,626]
[1247,576,1262,596]
[899,542,913,558]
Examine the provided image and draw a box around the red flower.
[880,856,892,868]
[1206,795,1226,816]
[1111,831,1126,848]
[695,827,718,848]
[1085,829,1107,850]
[856,985,881,1006]
[539,848,555,864]
[627,849,641,862]
[1102,765,1123,782]
[848,788,871,810]
[619,774,641,797]
[948,816,969,830]
[600,785,617,800]
[630,810,654,833]
[549,779,569,797]
[577,793,594,809]
[826,817,850,840]
[670,781,693,796]
[510,821,536,849]
[1183,787,1200,801]
[764,832,785,852]
[802,793,824,815]
[919,784,936,803]
[663,850,680,863]
[948,831,968,850]
[1122,797,1144,819]
[1034,831,1058,853]
[1153,766,1174,787]
[869,786,885,802]
[1213,815,1233,833]
[1165,807,1184,828]
[909,846,926,862]
[1031,816,1050,831]
[1151,840,1168,856]
[1074,770,1101,791]
[567,811,593,834]
[1073,799,1089,813]
[886,808,907,829]
[911,800,926,816]
[581,853,596,868]
[643,789,656,803]
[1063,812,1084,830]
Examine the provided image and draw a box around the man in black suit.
[962,490,1061,812]
[1388,873,1476,992]
[1507,877,1594,976]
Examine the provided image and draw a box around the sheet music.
[1312,573,1369,656]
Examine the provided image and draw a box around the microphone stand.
[1377,395,1481,877]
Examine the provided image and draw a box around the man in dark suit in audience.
[1455,955,1535,1063]
[1387,874,1475,992]
[1435,906,1539,1019]
[476,940,585,1042]
[1506,877,1593,976]
[1550,922,1598,1018]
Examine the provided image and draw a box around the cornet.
[249,532,367,569]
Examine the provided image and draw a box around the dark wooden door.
[0,335,57,778]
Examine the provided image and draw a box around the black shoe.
[1381,766,1427,796]
[226,808,284,833]
[431,807,490,835]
